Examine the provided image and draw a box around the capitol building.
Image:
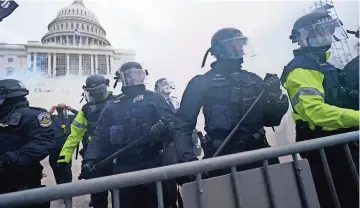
[0,0,135,78]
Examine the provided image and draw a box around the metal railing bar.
[112,189,120,208]
[64,198,72,208]
[0,131,357,207]
[292,154,309,208]
[319,149,341,208]
[262,160,277,208]
[196,173,205,208]
[343,144,359,193]
[156,181,164,208]
[230,166,242,208]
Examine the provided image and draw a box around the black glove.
[150,119,170,138]
[79,163,96,180]
[263,73,281,93]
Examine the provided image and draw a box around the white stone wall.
[0,43,135,78]
[0,54,27,78]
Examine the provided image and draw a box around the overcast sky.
[0,0,358,134]
[1,0,359,96]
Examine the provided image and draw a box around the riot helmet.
[290,11,347,53]
[116,62,148,87]
[154,78,175,95]
[202,27,254,67]
[0,79,29,107]
[82,74,109,104]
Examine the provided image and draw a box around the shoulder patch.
[113,94,126,103]
[37,112,52,127]
[133,94,144,103]
[8,112,22,126]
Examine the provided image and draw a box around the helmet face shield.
[119,68,146,87]
[84,83,108,104]
[214,36,255,59]
[297,18,347,48]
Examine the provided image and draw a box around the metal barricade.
[0,131,358,208]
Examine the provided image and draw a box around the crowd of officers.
[0,11,359,208]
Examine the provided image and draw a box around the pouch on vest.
[109,125,125,146]
[208,105,232,131]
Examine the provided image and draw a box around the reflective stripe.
[72,120,86,129]
[291,87,325,106]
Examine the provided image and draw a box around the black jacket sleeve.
[83,105,115,165]
[262,92,289,127]
[5,109,55,164]
[173,75,205,163]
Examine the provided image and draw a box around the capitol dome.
[41,0,111,46]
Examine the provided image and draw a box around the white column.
[80,36,82,45]
[90,54,94,74]
[79,54,82,76]
[95,55,98,74]
[66,54,70,75]
[47,54,51,77]
[53,53,57,76]
[110,55,115,75]
[27,53,31,70]
[92,38,95,45]
[33,53,37,74]
[106,55,110,75]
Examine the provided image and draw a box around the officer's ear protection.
[289,29,300,43]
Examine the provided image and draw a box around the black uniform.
[173,28,289,178]
[82,62,178,208]
[0,79,55,208]
[48,109,77,185]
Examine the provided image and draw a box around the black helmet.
[290,11,345,52]
[0,79,29,106]
[115,62,148,87]
[202,27,249,67]
[82,74,109,104]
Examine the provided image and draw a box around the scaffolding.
[302,0,353,68]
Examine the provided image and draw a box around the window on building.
[76,23,79,29]
[82,24,84,30]
[57,25,59,30]
[8,58,13,62]
[71,23,74,29]
[91,27,93,32]
[82,54,91,75]
[6,67,14,77]
[95,28,98,33]
[87,25,89,31]
[69,54,80,75]
[61,24,64,29]
[66,23,68,29]
[97,55,107,75]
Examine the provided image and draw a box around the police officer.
[281,11,359,208]
[81,62,178,208]
[342,27,359,109]
[48,103,78,185]
[58,74,114,208]
[173,27,289,177]
[0,79,55,208]
[155,78,202,157]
